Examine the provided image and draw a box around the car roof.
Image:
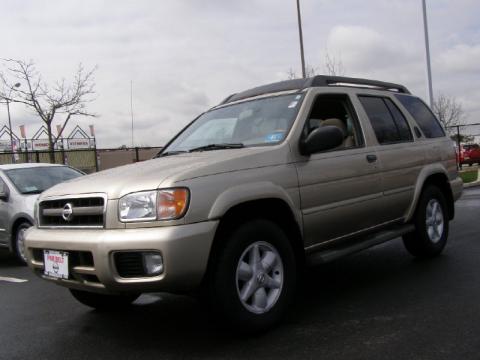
[0,163,65,171]
[219,75,411,106]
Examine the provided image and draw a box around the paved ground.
[1,187,480,360]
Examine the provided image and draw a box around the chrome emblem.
[62,203,74,221]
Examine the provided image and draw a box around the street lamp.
[296,0,306,78]
[5,82,21,163]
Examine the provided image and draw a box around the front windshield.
[163,93,304,153]
[5,166,83,194]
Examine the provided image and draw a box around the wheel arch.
[406,167,455,222]
[9,215,34,252]
[203,197,305,286]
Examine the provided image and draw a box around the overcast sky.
[1,0,479,147]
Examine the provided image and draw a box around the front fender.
[208,181,302,229]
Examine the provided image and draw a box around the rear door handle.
[366,154,377,163]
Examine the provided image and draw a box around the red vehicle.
[459,144,480,167]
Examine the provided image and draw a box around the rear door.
[357,95,425,221]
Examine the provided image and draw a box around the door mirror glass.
[300,126,344,155]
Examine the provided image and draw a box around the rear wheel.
[14,222,31,265]
[403,185,449,258]
[207,219,297,333]
[69,289,139,310]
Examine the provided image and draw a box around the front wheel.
[14,222,31,265]
[207,219,297,333]
[403,185,449,258]
[69,289,140,310]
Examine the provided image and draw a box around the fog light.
[143,253,164,276]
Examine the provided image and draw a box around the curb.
[464,181,480,188]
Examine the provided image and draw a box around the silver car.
[0,163,83,264]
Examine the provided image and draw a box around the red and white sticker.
[43,250,69,279]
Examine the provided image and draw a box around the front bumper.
[24,221,218,294]
[451,176,463,201]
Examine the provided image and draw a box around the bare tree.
[0,59,97,163]
[286,52,346,79]
[432,93,465,130]
[324,53,345,76]
[286,64,317,79]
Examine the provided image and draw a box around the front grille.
[39,196,105,228]
[114,252,146,278]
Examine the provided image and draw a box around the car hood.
[40,146,289,200]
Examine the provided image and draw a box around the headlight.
[118,188,189,222]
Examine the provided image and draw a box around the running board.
[306,224,415,266]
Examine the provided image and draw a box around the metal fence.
[0,146,163,173]
[446,123,480,148]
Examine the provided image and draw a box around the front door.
[295,93,385,247]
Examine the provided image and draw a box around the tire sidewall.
[210,219,297,332]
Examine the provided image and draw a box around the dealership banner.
[67,138,91,149]
[32,139,50,151]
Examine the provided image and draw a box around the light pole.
[422,0,434,107]
[296,0,306,78]
[3,82,21,163]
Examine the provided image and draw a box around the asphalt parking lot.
[1,187,480,360]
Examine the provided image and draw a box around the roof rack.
[219,75,410,105]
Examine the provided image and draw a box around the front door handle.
[366,154,377,163]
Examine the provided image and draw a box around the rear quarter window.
[395,94,445,138]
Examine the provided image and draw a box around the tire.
[69,289,140,310]
[14,222,31,265]
[207,219,297,333]
[403,185,449,258]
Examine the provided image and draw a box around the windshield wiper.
[188,143,244,153]
[22,190,43,195]
[156,150,188,158]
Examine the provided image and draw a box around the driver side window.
[304,94,363,150]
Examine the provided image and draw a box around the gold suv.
[25,76,462,332]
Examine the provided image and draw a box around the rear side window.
[395,95,445,138]
[358,96,413,144]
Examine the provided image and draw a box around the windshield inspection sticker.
[287,101,298,108]
[265,132,284,143]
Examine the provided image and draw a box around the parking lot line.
[0,276,28,283]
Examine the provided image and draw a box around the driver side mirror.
[299,126,345,155]
[0,184,9,202]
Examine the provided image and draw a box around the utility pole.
[130,80,134,147]
[296,0,306,78]
[422,0,434,107]
[6,99,15,163]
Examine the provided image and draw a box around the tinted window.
[384,99,413,141]
[395,95,445,138]
[359,96,412,144]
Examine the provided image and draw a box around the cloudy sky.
[1,0,479,147]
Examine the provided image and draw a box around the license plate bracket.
[43,250,69,279]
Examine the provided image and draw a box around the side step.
[306,224,415,266]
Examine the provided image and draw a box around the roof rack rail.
[307,75,410,94]
[219,75,410,105]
